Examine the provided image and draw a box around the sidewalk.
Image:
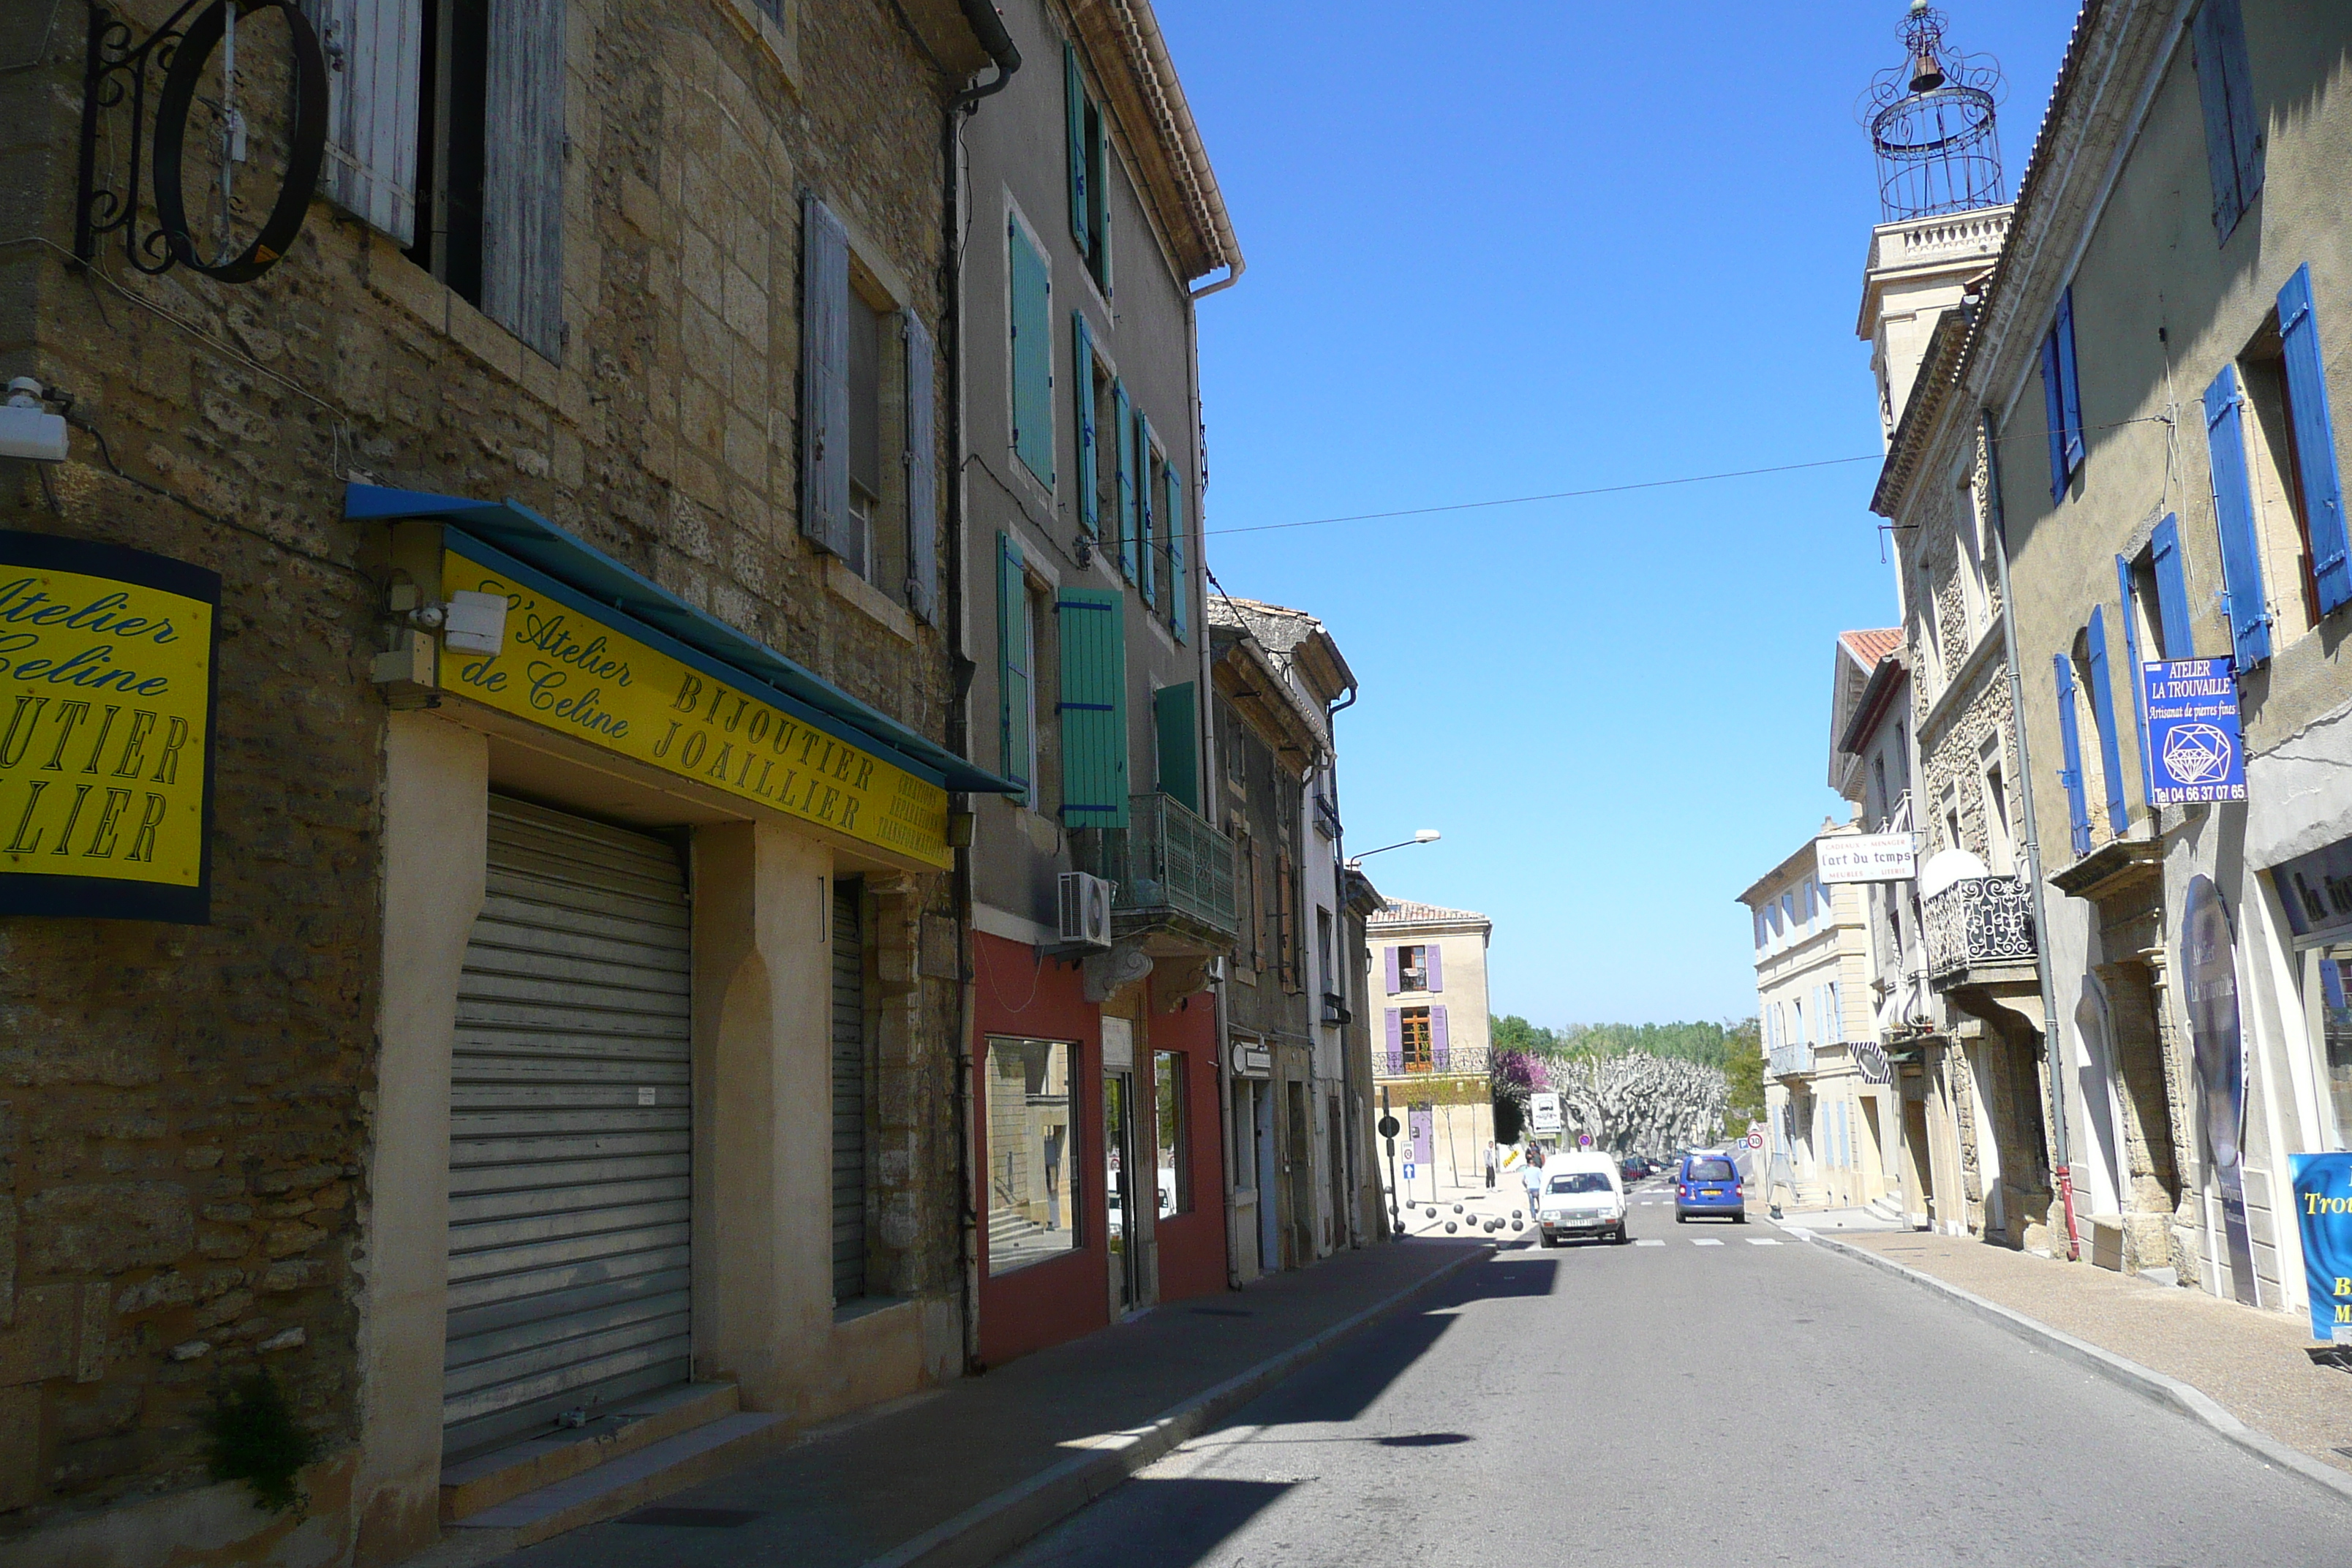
[1796,1225,2352,1492]
[461,1237,1490,1568]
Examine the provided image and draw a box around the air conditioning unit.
[1057,872,1113,949]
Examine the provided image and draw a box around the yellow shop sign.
[0,532,219,921]
[440,551,950,868]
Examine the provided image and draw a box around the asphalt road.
[990,1179,2351,1567]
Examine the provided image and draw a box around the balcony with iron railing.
[1768,1041,1815,1080]
[1375,1043,1490,1079]
[1077,792,1238,953]
[1925,874,2036,987]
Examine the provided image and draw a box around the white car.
[1535,1153,1629,1246]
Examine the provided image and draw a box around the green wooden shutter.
[1153,683,1197,811]
[2277,263,2351,614]
[1166,461,1188,644]
[1090,108,1113,297]
[1114,380,1137,581]
[998,533,1030,804]
[1065,43,1089,254]
[1009,222,1054,487]
[1072,312,1098,538]
[1137,415,1157,608]
[1056,589,1128,829]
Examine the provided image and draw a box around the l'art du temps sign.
[0,532,218,922]
[439,549,951,868]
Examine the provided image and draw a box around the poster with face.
[2182,875,2259,1306]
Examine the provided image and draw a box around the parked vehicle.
[1538,1152,1629,1245]
[1676,1153,1744,1223]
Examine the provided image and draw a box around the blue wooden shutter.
[2116,556,2152,802]
[1152,683,1198,811]
[904,312,938,625]
[1071,311,1098,538]
[1114,381,1137,581]
[1384,1009,1401,1074]
[2277,263,2351,614]
[2054,654,2092,856]
[802,195,854,556]
[2204,364,2274,665]
[1426,943,1443,992]
[2150,513,2194,655]
[1137,415,1157,606]
[1064,43,1089,254]
[2086,606,2129,837]
[2191,0,2262,242]
[997,534,1030,804]
[1431,1006,1450,1071]
[1165,462,1189,642]
[1009,222,1054,487]
[1055,589,1128,829]
[2056,287,2086,481]
[2041,328,2070,505]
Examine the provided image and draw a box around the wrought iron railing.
[1768,1041,1814,1079]
[1924,874,2035,983]
[1376,1044,1490,1078]
[1090,792,1237,940]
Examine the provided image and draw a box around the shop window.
[984,1036,1078,1275]
[2306,944,2352,1148]
[1155,1051,1190,1217]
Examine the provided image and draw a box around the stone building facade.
[0,0,1013,1561]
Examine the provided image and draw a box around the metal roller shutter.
[832,878,867,1303]
[444,798,693,1459]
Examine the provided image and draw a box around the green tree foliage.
[1716,1017,1765,1139]
[1489,1014,1559,1056]
[1493,1019,1743,1069]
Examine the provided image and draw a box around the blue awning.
[346,483,1016,795]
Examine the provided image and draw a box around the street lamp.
[1345,829,1439,870]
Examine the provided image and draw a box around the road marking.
[1746,1238,1782,1245]
[1690,1239,1725,1247]
[1634,1239,1665,1247]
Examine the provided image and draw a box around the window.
[1548,1172,1611,1196]
[2054,652,2094,856]
[997,534,1033,806]
[2078,619,2126,840]
[2301,942,2352,1148]
[2191,0,2264,244]
[1065,42,1113,296]
[1154,1051,1190,1217]
[984,1036,1077,1275]
[1687,1158,1735,1184]
[1139,434,1161,609]
[1941,780,1962,856]
[1317,908,1335,998]
[1914,558,1943,698]
[1400,1007,1433,1071]
[2236,265,2352,634]
[2041,286,2087,502]
[1872,754,1890,825]
[1277,845,1300,994]
[1398,944,1428,992]
[1008,214,1054,488]
[1979,735,2013,874]
[1957,469,1989,639]
[844,289,892,585]
[379,0,565,360]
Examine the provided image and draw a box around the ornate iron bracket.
[73,0,328,282]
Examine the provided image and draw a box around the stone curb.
[1781,1222,2352,1510]
[859,1242,1495,1568]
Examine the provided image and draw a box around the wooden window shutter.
[2053,655,2092,856]
[1054,589,1128,829]
[2054,287,2085,480]
[903,311,939,625]
[2276,264,2351,614]
[802,196,855,555]
[2149,514,2194,655]
[2040,329,2068,505]
[997,534,1030,803]
[1009,222,1055,487]
[2115,554,2153,802]
[1137,415,1157,607]
[1431,1006,1450,1071]
[1165,463,1188,642]
[1113,381,1137,581]
[1384,945,1399,995]
[482,0,568,361]
[2190,0,2263,242]
[1090,107,1113,297]
[2085,606,2129,837]
[2202,365,2274,665]
[317,0,423,245]
[1425,942,1442,993]
[1152,683,1198,812]
[1065,42,1090,254]
[1072,312,1098,538]
[1384,1009,1401,1074]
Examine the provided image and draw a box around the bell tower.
[1856,2,2012,447]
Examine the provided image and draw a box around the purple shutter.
[1432,1006,1450,1071]
[1425,943,1443,993]
[1384,1008,1402,1074]
[1384,946,1400,995]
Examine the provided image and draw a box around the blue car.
[1676,1153,1745,1223]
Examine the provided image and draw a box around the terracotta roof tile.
[1840,628,1901,667]
[1368,899,1490,930]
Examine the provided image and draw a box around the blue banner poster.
[2141,658,2248,805]
[2290,1153,2352,1343]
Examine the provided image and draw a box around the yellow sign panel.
[440,552,951,868]
[1,534,216,919]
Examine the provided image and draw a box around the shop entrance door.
[443,799,693,1460]
[1286,1081,1315,1266]
[1104,1070,1139,1313]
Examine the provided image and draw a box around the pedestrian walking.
[1484,1145,1496,1189]
[1520,1148,1544,1211]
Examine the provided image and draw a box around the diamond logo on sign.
[2141,658,2247,806]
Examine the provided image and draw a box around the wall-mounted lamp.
[0,379,69,464]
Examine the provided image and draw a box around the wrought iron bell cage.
[1862,1,2007,222]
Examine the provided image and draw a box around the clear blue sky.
[1156,2,2076,1028]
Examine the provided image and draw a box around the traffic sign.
[1747,1131,1764,1150]
[1401,1162,1417,1182]
[1378,1114,1401,1139]
[1578,1132,1592,1148]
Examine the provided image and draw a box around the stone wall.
[1,0,963,1540]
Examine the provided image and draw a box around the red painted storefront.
[971,931,1229,1367]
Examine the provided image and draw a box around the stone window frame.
[820,206,924,643]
